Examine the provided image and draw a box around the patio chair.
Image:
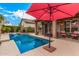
[71,31,79,40]
[60,31,67,38]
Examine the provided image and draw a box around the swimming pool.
[10,34,49,53]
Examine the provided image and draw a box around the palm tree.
[0,14,4,45]
[0,14,4,23]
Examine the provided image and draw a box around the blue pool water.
[10,34,49,53]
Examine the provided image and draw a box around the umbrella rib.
[53,3,71,8]
[46,3,71,8]
[27,7,48,13]
[27,3,71,13]
[54,8,73,17]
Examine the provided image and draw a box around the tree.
[0,14,4,45]
[0,14,4,23]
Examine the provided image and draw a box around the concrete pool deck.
[0,33,10,41]
[0,40,20,56]
[0,33,79,56]
[0,33,20,56]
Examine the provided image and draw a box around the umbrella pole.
[43,6,56,52]
[48,22,51,48]
[48,35,51,48]
[43,22,56,52]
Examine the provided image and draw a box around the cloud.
[0,7,4,10]
[13,9,36,20]
[0,7,36,20]
[4,10,13,13]
[2,12,20,26]
[3,14,9,17]
[0,7,36,26]
[0,7,12,13]
[13,10,24,18]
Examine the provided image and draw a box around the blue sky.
[0,3,32,26]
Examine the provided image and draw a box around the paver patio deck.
[0,33,79,56]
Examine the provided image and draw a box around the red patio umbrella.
[26,3,79,52]
[26,3,79,21]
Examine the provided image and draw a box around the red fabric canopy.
[26,3,79,21]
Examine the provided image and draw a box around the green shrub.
[26,27,34,33]
[1,25,20,33]
[2,26,11,32]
